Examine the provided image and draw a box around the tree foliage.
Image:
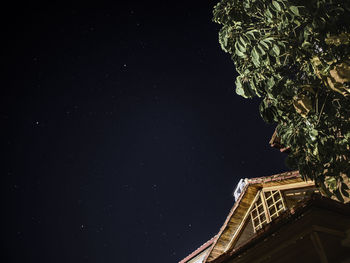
[213,0,350,201]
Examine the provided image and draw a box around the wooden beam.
[312,225,346,237]
[310,232,328,263]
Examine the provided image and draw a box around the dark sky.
[4,1,287,263]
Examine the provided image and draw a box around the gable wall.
[234,219,254,248]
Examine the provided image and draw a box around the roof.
[203,170,306,262]
[179,236,216,263]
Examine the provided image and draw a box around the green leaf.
[263,37,274,45]
[294,19,301,27]
[235,41,246,53]
[264,54,271,67]
[235,47,245,57]
[257,44,266,55]
[273,44,280,56]
[259,40,269,50]
[267,77,275,89]
[326,177,337,190]
[301,41,312,49]
[252,47,259,60]
[223,34,227,46]
[249,78,256,91]
[265,8,273,19]
[290,6,300,16]
[235,76,245,97]
[239,36,247,47]
[252,57,259,67]
[309,129,318,141]
[246,30,259,40]
[272,1,281,12]
[344,131,350,140]
[275,56,281,65]
[243,83,256,98]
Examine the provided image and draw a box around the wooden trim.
[312,225,346,237]
[260,191,271,223]
[280,190,287,212]
[224,190,262,252]
[262,181,315,192]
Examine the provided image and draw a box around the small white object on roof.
[233,178,247,202]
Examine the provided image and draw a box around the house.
[179,171,350,263]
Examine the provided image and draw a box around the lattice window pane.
[265,191,272,199]
[271,213,278,220]
[252,209,257,218]
[265,190,285,218]
[250,195,268,232]
[250,190,286,233]
[267,198,274,207]
[269,206,276,215]
[276,200,283,210]
[251,197,263,231]
[253,218,259,227]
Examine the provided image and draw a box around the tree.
[212,0,350,201]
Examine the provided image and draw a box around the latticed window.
[265,190,285,220]
[250,194,267,231]
[250,190,286,232]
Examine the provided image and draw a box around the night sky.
[4,1,287,263]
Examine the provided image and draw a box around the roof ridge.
[247,170,299,184]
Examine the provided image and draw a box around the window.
[250,190,286,232]
[265,190,285,220]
